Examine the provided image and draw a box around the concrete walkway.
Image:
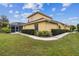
[11,32,70,41]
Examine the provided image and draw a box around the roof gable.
[27,12,52,19]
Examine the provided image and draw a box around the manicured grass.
[0,33,79,56]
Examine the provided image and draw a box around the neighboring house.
[23,12,70,34]
[10,22,25,32]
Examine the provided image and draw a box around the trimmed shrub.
[37,31,51,37]
[1,27,10,33]
[64,29,70,32]
[51,29,70,36]
[21,29,35,35]
[70,25,76,32]
[77,24,79,32]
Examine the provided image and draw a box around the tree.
[77,24,79,32]
[0,16,9,27]
[0,15,10,33]
[1,27,10,33]
[70,25,76,31]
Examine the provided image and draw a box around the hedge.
[51,29,70,36]
[21,29,35,35]
[21,29,70,36]
[1,27,10,33]
[36,31,51,37]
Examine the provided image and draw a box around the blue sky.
[0,3,79,25]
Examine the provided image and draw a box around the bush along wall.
[1,27,10,33]
[51,29,70,36]
[21,29,36,35]
[21,29,70,37]
[21,30,52,37]
[36,31,51,37]
[77,24,79,32]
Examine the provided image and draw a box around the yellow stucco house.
[23,12,70,34]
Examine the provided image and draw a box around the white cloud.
[15,11,19,14]
[65,17,79,25]
[16,13,32,22]
[9,10,13,13]
[62,3,72,7]
[14,14,19,18]
[68,17,79,20]
[49,14,54,17]
[0,3,9,7]
[0,3,13,8]
[23,3,34,9]
[9,10,19,14]
[56,13,64,16]
[21,13,32,18]
[61,3,72,11]
[13,13,31,20]
[9,4,13,7]
[61,8,66,11]
[52,8,56,12]
[21,19,25,20]
[22,3,43,12]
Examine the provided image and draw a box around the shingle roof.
[26,12,70,27]
[24,18,58,25]
[10,22,26,26]
[24,18,70,27]
[27,12,52,19]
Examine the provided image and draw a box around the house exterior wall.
[23,21,70,33]
[57,23,70,30]
[23,12,70,31]
[28,13,51,22]
[38,22,59,32]
[23,24,35,29]
[38,22,47,31]
[45,22,59,32]
[65,26,70,30]
[23,21,60,32]
[22,22,47,31]
[58,23,65,29]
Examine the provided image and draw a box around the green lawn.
[0,33,79,56]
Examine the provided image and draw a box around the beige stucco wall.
[45,22,59,32]
[38,22,59,32]
[23,12,70,31]
[38,22,47,31]
[65,26,70,30]
[57,23,70,30]
[28,13,51,22]
[23,24,35,29]
[23,21,59,32]
[22,22,47,30]
[23,21,70,31]
[58,23,65,29]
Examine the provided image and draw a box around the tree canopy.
[77,24,79,32]
[0,15,10,33]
